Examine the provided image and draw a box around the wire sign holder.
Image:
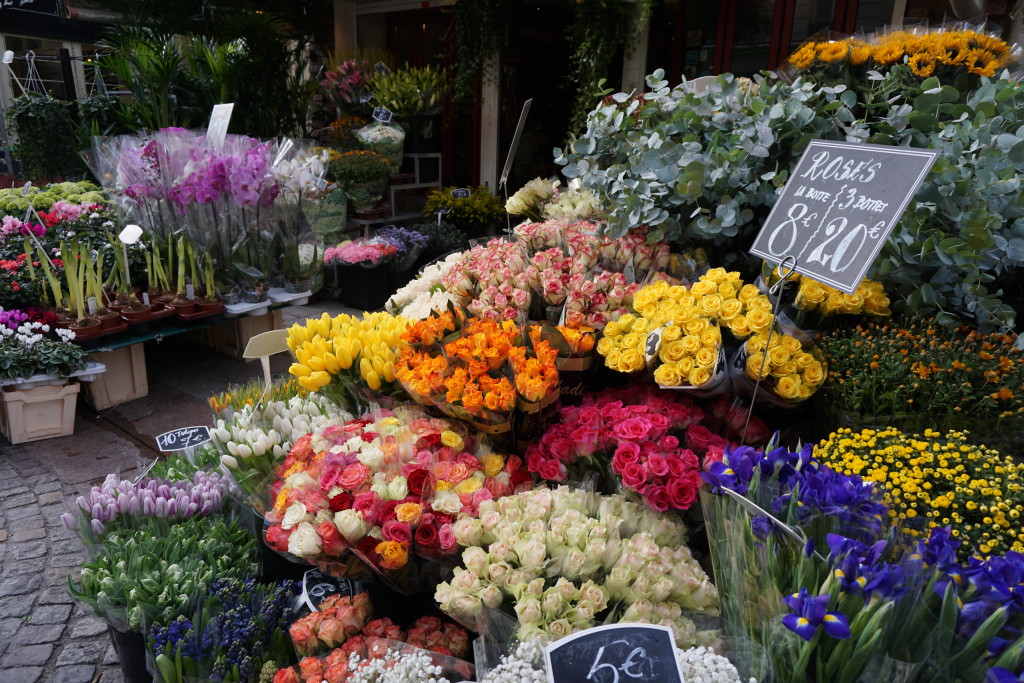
[742,139,940,441]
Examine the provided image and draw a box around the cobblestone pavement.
[0,301,355,683]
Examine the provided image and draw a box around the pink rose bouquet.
[323,238,397,267]
[288,593,373,656]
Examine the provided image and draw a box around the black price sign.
[360,92,373,104]
[155,426,212,452]
[302,568,361,611]
[451,188,471,199]
[374,62,390,76]
[372,107,393,124]
[545,624,683,683]
[435,206,453,215]
[749,140,938,294]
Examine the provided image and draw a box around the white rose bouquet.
[435,486,718,644]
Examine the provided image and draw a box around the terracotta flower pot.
[170,299,196,315]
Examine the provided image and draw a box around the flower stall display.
[148,578,301,683]
[287,312,410,412]
[702,441,1024,683]
[287,593,374,656]
[386,251,464,320]
[68,514,258,633]
[329,150,392,211]
[354,121,406,174]
[396,316,559,440]
[422,186,506,239]
[213,389,348,497]
[84,129,327,302]
[256,406,528,592]
[524,385,770,511]
[815,427,1024,559]
[288,612,470,662]
[434,485,719,643]
[0,321,85,382]
[818,318,1024,452]
[273,638,473,683]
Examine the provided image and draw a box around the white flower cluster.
[356,123,406,144]
[386,251,465,319]
[478,640,547,683]
[272,149,329,200]
[215,393,348,470]
[505,177,554,217]
[347,650,452,683]
[677,646,753,683]
[2,321,54,345]
[544,184,601,220]
[435,487,718,644]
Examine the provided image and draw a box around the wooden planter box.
[0,382,80,444]
[82,344,149,410]
[198,309,283,361]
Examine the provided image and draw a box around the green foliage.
[421,186,506,238]
[0,335,89,381]
[452,0,509,105]
[329,150,392,184]
[368,65,449,116]
[410,220,470,259]
[556,68,1024,332]
[566,0,655,135]
[0,181,105,217]
[99,13,319,138]
[7,93,83,181]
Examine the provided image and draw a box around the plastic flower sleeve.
[354,120,406,172]
[472,608,521,680]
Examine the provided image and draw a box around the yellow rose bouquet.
[738,332,826,404]
[287,312,411,411]
[595,313,650,375]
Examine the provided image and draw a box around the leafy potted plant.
[330,150,392,212]
[421,186,507,239]
[368,65,449,154]
[197,251,223,311]
[105,230,151,319]
[169,237,196,314]
[83,246,120,330]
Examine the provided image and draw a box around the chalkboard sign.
[545,624,683,683]
[372,107,393,124]
[749,140,938,294]
[451,188,471,199]
[155,426,212,452]
[360,92,373,104]
[374,62,390,76]
[435,206,453,216]
[301,568,362,612]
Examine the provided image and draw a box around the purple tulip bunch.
[61,471,228,536]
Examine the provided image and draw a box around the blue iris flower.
[782,588,852,641]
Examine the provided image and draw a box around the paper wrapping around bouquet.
[646,324,731,398]
[727,347,809,408]
[556,353,596,404]
[514,388,561,453]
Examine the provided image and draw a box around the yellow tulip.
[383,363,396,383]
[309,370,332,388]
[359,357,373,381]
[289,363,312,377]
[307,356,326,372]
[323,352,341,373]
[295,346,312,365]
[372,356,386,378]
[350,338,362,358]
[297,376,318,392]
[336,342,354,369]
[365,369,382,391]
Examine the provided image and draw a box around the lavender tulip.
[91,519,105,535]
[61,512,75,529]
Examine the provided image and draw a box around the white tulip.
[227,442,239,456]
[237,444,253,459]
[220,454,239,469]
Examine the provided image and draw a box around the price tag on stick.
[451,188,471,199]
[359,92,373,104]
[374,61,390,76]
[372,107,393,124]
[155,426,212,452]
[749,140,938,294]
[206,103,235,150]
[544,623,683,683]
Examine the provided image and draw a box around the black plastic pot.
[396,113,442,154]
[107,626,151,683]
[333,264,391,311]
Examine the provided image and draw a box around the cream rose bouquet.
[434,486,718,644]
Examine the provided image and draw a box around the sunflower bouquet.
[787,27,1016,85]
[287,312,411,411]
